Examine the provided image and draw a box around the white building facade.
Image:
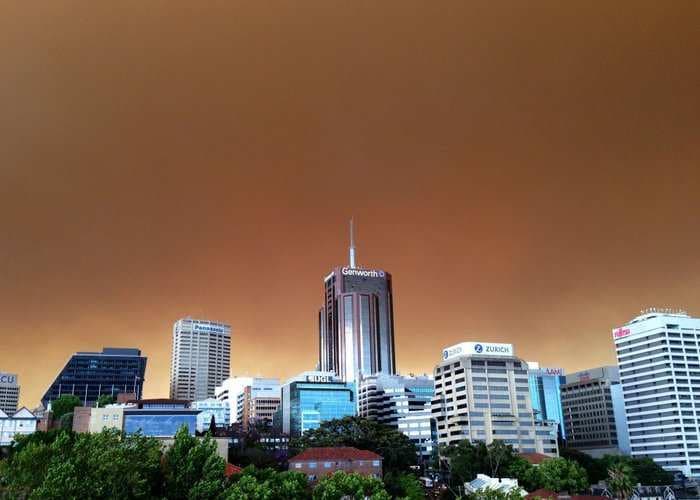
[192,398,231,432]
[432,342,559,456]
[614,310,700,479]
[0,407,37,446]
[170,318,231,401]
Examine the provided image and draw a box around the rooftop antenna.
[349,218,357,268]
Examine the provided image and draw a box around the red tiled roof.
[519,452,551,465]
[526,489,557,499]
[225,463,243,477]
[290,447,382,462]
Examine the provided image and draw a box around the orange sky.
[1,2,698,407]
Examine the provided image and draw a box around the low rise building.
[123,399,199,437]
[89,406,124,433]
[72,407,93,433]
[192,398,230,432]
[465,474,527,496]
[288,447,382,482]
[0,407,37,446]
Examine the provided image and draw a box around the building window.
[372,460,380,467]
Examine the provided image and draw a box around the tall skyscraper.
[527,362,566,439]
[432,342,559,456]
[0,372,19,414]
[41,348,147,407]
[560,366,629,458]
[170,318,231,401]
[613,310,700,479]
[318,221,396,384]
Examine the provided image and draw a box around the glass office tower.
[527,362,566,439]
[281,371,355,437]
[41,347,147,407]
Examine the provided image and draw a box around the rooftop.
[289,447,382,462]
[519,452,552,465]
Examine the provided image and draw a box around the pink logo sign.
[613,328,631,339]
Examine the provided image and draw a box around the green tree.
[607,463,634,500]
[291,417,418,473]
[465,487,525,499]
[312,471,390,500]
[224,466,310,499]
[162,426,226,500]
[537,458,588,494]
[504,457,541,492]
[96,394,115,408]
[439,440,489,492]
[559,448,607,484]
[383,471,425,499]
[626,457,672,486]
[50,395,81,420]
[485,441,518,478]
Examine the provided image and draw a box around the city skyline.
[2,1,699,409]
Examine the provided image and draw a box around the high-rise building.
[0,372,20,414]
[432,342,559,456]
[280,371,356,437]
[560,366,629,458]
[215,376,253,425]
[527,363,566,439]
[358,373,436,459]
[41,348,147,407]
[318,221,396,384]
[613,310,700,479]
[170,318,231,401]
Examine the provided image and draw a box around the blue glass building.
[527,363,566,439]
[41,347,147,407]
[123,399,198,437]
[281,371,355,437]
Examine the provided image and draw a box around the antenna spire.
[349,218,357,268]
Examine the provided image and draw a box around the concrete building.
[192,398,230,432]
[0,407,37,446]
[41,348,147,407]
[236,378,281,431]
[0,372,20,415]
[281,371,355,437]
[613,310,700,479]
[170,318,231,401]
[123,399,200,437]
[432,342,559,456]
[319,221,396,384]
[289,447,382,482]
[465,474,527,497]
[560,366,630,457]
[89,406,124,433]
[358,373,436,459]
[527,363,566,439]
[72,407,93,433]
[215,376,253,425]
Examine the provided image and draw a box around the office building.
[215,376,253,425]
[527,363,566,439]
[123,399,199,437]
[236,378,281,431]
[281,371,356,437]
[0,407,37,446]
[0,372,19,414]
[560,366,630,457]
[170,318,231,401]
[191,398,230,432]
[358,373,436,459]
[318,221,396,384]
[41,348,147,407]
[432,342,559,455]
[613,310,700,479]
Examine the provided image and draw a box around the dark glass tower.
[318,221,396,384]
[41,347,147,407]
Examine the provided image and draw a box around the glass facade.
[281,373,356,437]
[528,369,566,439]
[123,413,197,437]
[41,348,147,407]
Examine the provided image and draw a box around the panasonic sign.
[441,342,514,361]
[341,267,385,278]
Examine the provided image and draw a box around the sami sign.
[0,373,18,386]
[341,267,385,278]
[442,342,514,361]
[613,327,631,339]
